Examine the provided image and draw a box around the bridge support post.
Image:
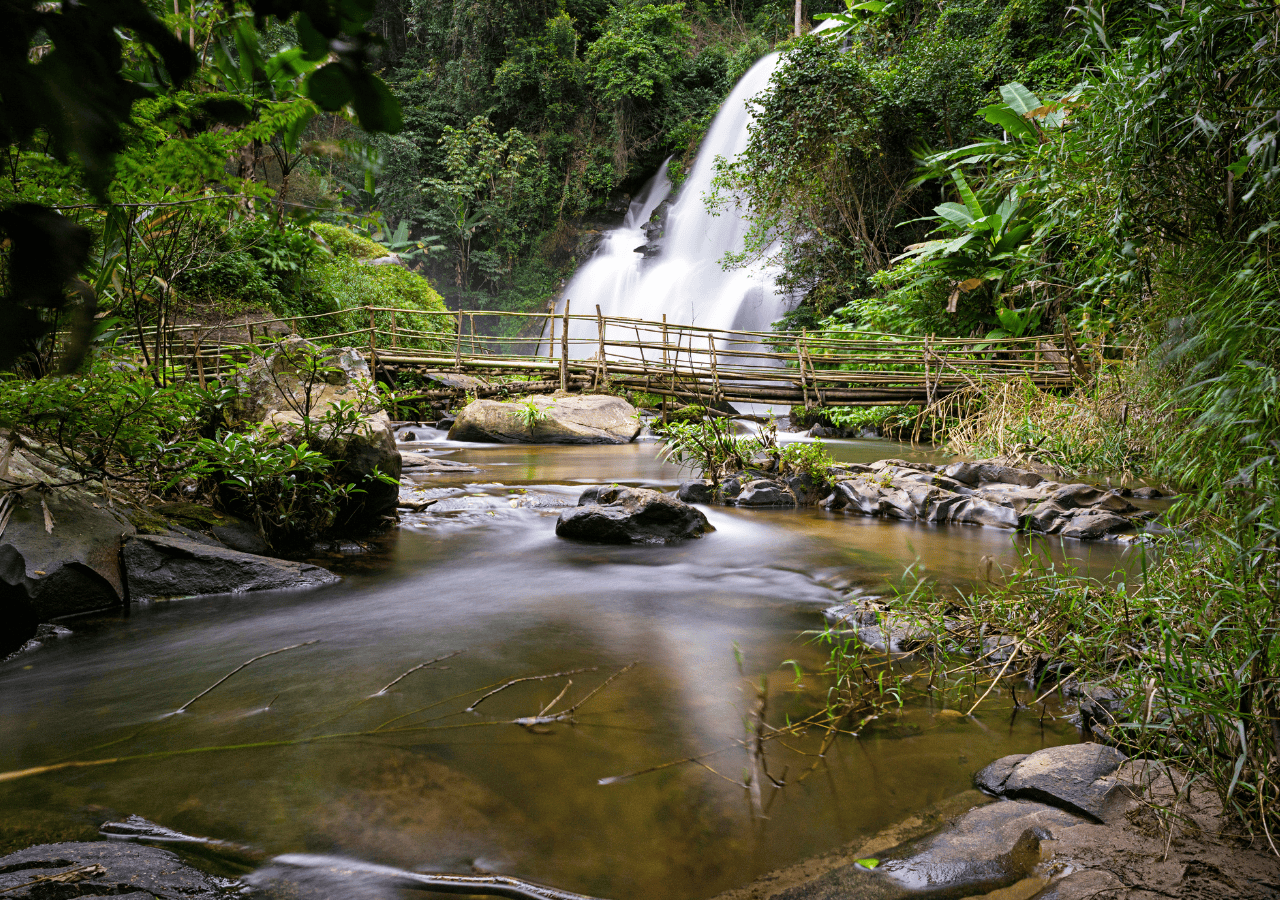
[595,304,607,388]
[560,298,570,392]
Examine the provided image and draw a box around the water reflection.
[0,438,1129,900]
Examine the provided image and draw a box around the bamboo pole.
[560,298,570,392]
[709,333,721,402]
[798,329,810,410]
[454,310,463,371]
[595,304,607,389]
[661,315,669,424]
[469,313,476,357]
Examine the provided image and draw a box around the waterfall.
[553,49,796,353]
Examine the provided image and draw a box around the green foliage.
[0,355,206,492]
[658,415,763,485]
[311,255,451,350]
[517,399,549,431]
[778,440,835,480]
[586,4,695,104]
[823,404,918,433]
[191,431,355,552]
[311,222,388,260]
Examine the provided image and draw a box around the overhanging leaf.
[999,82,1042,117]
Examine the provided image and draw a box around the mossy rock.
[152,501,235,530]
[127,506,173,536]
[665,404,707,424]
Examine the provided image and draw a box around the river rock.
[736,480,796,507]
[821,458,1161,540]
[230,336,401,528]
[448,395,641,444]
[0,438,141,653]
[0,841,227,900]
[677,480,713,504]
[556,486,712,544]
[123,533,339,601]
[976,744,1129,822]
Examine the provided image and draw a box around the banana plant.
[893,168,1041,313]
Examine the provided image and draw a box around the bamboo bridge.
[142,303,1105,412]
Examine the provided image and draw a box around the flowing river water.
[0,433,1147,900]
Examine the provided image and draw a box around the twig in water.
[964,641,1024,717]
[465,667,599,712]
[513,663,637,728]
[373,651,463,696]
[175,640,320,714]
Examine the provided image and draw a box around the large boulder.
[556,486,713,544]
[230,337,401,529]
[448,394,641,444]
[0,438,137,653]
[123,533,339,601]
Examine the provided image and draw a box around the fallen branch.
[465,667,599,713]
[175,640,320,714]
[373,651,463,697]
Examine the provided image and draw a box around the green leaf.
[951,170,983,220]
[350,72,404,133]
[992,224,1033,253]
[981,104,1036,140]
[855,858,879,868]
[999,83,1042,117]
[934,202,975,227]
[306,63,354,110]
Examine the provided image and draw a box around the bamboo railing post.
[560,298,570,392]
[469,313,476,357]
[391,314,398,348]
[709,332,721,402]
[194,333,206,389]
[368,306,379,368]
[454,310,463,371]
[661,314,669,424]
[798,329,810,410]
[595,304,607,388]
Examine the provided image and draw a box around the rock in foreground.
[556,486,713,544]
[124,533,339,601]
[449,395,641,444]
[0,842,228,900]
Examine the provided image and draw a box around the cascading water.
[553,48,796,352]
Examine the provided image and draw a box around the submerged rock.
[123,533,339,601]
[449,395,642,444]
[556,486,712,544]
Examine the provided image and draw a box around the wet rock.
[952,498,1019,529]
[1059,510,1134,540]
[153,501,269,555]
[0,841,228,900]
[987,743,1129,822]
[771,800,1081,900]
[400,453,480,474]
[1131,486,1165,499]
[230,337,401,528]
[824,601,934,654]
[556,486,713,545]
[448,395,641,444]
[677,480,713,504]
[974,754,1027,795]
[736,480,796,507]
[718,476,743,501]
[123,533,340,601]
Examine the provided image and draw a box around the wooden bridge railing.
[105,303,1112,410]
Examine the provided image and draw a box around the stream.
[0,433,1146,900]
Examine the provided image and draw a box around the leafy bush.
[311,255,452,351]
[311,222,388,260]
[778,440,835,480]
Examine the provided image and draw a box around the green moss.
[311,222,388,260]
[127,506,172,535]
[153,500,232,529]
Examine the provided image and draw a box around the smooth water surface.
[0,436,1146,899]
